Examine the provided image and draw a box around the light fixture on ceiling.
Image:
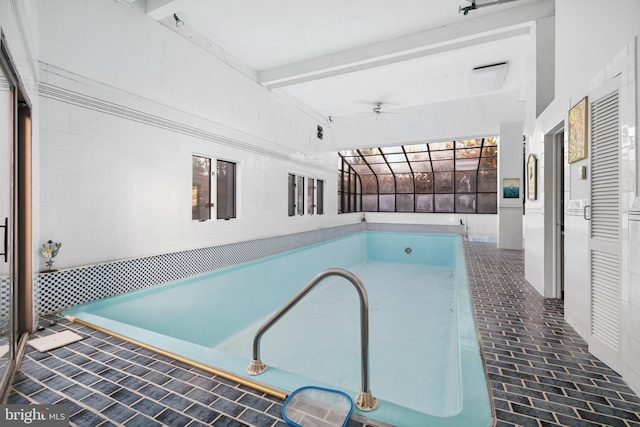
[459,0,477,15]
[173,13,184,28]
[459,0,524,15]
[360,103,400,116]
[469,62,508,94]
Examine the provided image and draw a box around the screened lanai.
[339,138,498,214]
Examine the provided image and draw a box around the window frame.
[288,174,296,217]
[192,154,212,221]
[192,154,238,222]
[216,159,237,220]
[289,173,325,216]
[296,175,305,216]
[338,138,497,214]
[307,177,315,215]
[317,179,324,215]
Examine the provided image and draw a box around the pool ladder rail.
[246,267,378,412]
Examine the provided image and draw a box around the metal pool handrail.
[246,267,378,411]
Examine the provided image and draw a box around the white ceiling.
[145,0,554,119]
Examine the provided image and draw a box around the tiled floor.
[465,243,640,427]
[8,317,383,427]
[7,242,640,426]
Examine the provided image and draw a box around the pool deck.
[8,242,640,426]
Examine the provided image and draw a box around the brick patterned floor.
[8,318,381,427]
[7,242,640,426]
[465,242,640,427]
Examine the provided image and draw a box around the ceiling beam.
[259,0,553,89]
[265,27,530,90]
[146,0,258,81]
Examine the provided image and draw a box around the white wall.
[36,0,357,269]
[331,91,525,149]
[521,16,547,294]
[32,0,506,267]
[0,0,41,277]
[535,16,555,118]
[360,212,497,242]
[524,0,640,395]
[498,122,524,249]
[38,0,324,142]
[24,0,640,396]
[328,65,528,245]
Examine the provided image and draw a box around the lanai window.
[339,138,498,214]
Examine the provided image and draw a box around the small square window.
[291,175,325,216]
[288,174,296,216]
[216,160,236,220]
[308,178,315,215]
[297,176,305,216]
[192,155,211,221]
[317,180,324,215]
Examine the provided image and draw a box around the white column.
[498,122,524,249]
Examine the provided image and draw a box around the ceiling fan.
[359,103,401,117]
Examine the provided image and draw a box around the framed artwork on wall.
[568,96,588,163]
[527,154,537,201]
[503,178,520,199]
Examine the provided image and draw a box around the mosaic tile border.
[0,277,9,319]
[34,222,462,322]
[34,224,362,319]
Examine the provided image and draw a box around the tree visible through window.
[192,156,237,221]
[296,175,304,216]
[307,178,315,215]
[338,138,498,214]
[192,155,211,221]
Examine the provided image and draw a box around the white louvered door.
[588,77,621,370]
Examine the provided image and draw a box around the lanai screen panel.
[339,138,497,214]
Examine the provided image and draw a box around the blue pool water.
[63,232,492,426]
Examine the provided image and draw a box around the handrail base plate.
[247,359,267,375]
[355,390,378,411]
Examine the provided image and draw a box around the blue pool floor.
[8,242,640,426]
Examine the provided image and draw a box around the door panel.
[556,132,565,299]
[0,50,14,394]
[588,78,621,370]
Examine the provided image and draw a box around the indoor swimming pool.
[63,232,492,426]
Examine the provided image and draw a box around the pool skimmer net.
[282,386,354,427]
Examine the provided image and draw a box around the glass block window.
[338,138,498,214]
